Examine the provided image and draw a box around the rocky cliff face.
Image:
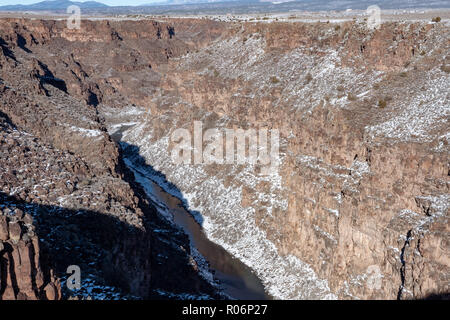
[0,17,448,300]
[140,21,449,300]
[0,18,222,300]
[0,192,61,300]
[101,19,449,299]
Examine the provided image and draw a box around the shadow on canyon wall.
[114,145,222,299]
[0,181,219,300]
[0,110,15,129]
[0,36,16,61]
[0,190,152,299]
[420,292,450,300]
[1,177,448,300]
[16,34,32,54]
[118,141,204,226]
[34,60,68,94]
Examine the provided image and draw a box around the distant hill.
[0,0,249,12]
[0,0,109,11]
[143,0,243,4]
[0,0,449,13]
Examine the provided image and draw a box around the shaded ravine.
[112,129,271,300]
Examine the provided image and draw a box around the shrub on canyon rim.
[432,17,441,23]
[347,93,358,101]
[270,76,280,84]
[378,99,387,108]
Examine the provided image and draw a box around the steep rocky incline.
[0,18,222,300]
[0,17,448,300]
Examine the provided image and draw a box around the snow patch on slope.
[366,72,450,143]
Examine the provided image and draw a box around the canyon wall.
[106,19,448,299]
[171,21,449,300]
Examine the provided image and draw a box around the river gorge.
[0,16,448,300]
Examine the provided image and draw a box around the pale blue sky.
[0,0,163,6]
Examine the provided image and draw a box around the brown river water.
[146,176,271,300]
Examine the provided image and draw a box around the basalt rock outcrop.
[0,196,61,300]
[0,17,448,300]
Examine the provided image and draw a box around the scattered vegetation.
[336,85,344,92]
[347,93,358,101]
[270,76,280,84]
[378,99,387,108]
[432,17,441,23]
[305,73,313,84]
[440,65,450,73]
[377,96,391,109]
[399,72,407,78]
[334,25,341,31]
